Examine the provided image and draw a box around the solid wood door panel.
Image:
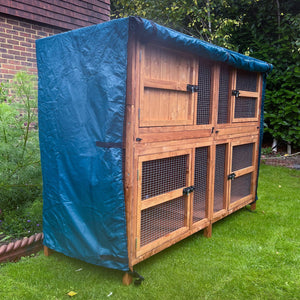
[140,44,197,127]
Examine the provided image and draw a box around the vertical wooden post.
[229,68,237,123]
[122,272,133,286]
[225,142,232,210]
[203,223,212,238]
[250,202,256,211]
[124,34,139,271]
[44,245,51,257]
[205,144,215,238]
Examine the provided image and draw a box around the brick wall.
[0,15,64,81]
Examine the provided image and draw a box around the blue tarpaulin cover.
[36,17,273,271]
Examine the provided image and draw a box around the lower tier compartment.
[130,136,259,267]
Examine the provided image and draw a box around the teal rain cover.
[37,18,130,271]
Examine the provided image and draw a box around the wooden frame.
[124,36,263,271]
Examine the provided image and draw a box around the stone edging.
[0,233,43,263]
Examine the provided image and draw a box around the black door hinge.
[232,90,240,97]
[228,173,236,180]
[187,84,199,93]
[183,186,195,195]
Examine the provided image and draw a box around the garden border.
[0,233,43,263]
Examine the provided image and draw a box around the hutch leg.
[44,246,52,257]
[250,202,256,211]
[122,272,133,286]
[203,223,212,238]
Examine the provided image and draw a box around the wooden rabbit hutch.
[36,17,272,282]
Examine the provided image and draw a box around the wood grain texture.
[139,44,197,127]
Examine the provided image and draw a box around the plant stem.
[22,94,31,161]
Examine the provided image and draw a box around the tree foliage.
[111,0,246,48]
[224,1,300,147]
[111,0,300,147]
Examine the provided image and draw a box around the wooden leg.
[122,272,133,286]
[203,223,212,238]
[250,202,256,211]
[44,246,51,257]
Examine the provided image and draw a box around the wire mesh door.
[229,141,257,207]
[232,69,261,122]
[136,150,192,256]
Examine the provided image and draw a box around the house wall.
[0,15,63,81]
[0,1,110,30]
[0,1,110,81]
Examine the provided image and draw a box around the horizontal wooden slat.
[214,133,259,142]
[139,129,211,143]
[139,124,213,133]
[238,91,259,98]
[139,149,190,163]
[140,119,194,127]
[215,126,259,137]
[144,78,189,92]
[135,137,213,156]
[141,188,185,210]
[232,117,259,123]
[228,194,254,212]
[212,209,227,223]
[234,166,254,177]
[231,136,258,146]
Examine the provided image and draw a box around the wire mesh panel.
[232,143,254,171]
[197,60,212,125]
[140,196,185,247]
[217,64,230,124]
[141,155,187,200]
[230,173,252,203]
[193,147,208,223]
[236,69,257,92]
[234,97,256,118]
[214,144,226,212]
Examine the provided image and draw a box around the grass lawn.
[0,164,299,300]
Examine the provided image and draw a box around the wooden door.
[228,140,258,209]
[139,44,198,127]
[231,69,261,123]
[136,150,192,256]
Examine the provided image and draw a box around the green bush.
[0,198,43,239]
[0,71,42,237]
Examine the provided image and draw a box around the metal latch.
[183,186,195,195]
[187,84,199,93]
[228,173,236,180]
[232,90,240,97]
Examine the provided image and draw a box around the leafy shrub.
[261,147,272,155]
[0,71,42,237]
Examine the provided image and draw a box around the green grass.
[0,165,299,300]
